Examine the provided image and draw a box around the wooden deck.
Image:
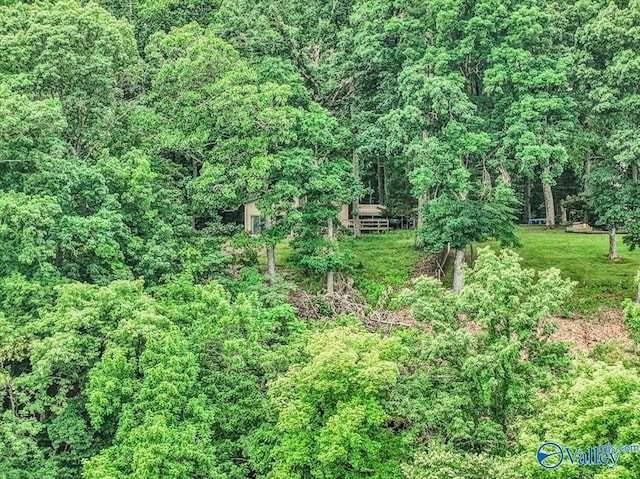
[345,218,390,233]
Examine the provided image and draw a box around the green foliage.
[0,0,138,156]
[517,361,640,478]
[478,226,640,314]
[402,442,521,479]
[381,38,521,253]
[147,24,362,284]
[590,340,631,365]
[587,162,633,231]
[4,0,640,476]
[0,280,150,478]
[395,248,572,452]
[461,248,575,342]
[418,181,520,252]
[262,325,405,479]
[575,1,640,245]
[485,1,576,193]
[624,294,640,352]
[91,280,302,477]
[289,153,364,284]
[98,0,222,47]
[0,192,61,279]
[0,1,206,285]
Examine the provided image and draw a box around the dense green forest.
[2,0,640,477]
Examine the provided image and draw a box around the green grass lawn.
[340,226,640,312]
[258,226,640,313]
[343,230,422,304]
[257,230,422,300]
[478,226,640,314]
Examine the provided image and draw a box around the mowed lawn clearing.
[259,226,640,314]
[479,226,640,314]
[257,230,423,301]
[344,230,422,303]
[345,227,640,313]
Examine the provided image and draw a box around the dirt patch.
[549,308,632,351]
[457,308,632,354]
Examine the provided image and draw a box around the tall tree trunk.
[415,193,427,249]
[377,158,383,204]
[635,278,640,304]
[633,164,638,184]
[542,168,555,228]
[352,150,361,238]
[452,249,466,294]
[608,227,619,261]
[452,190,468,293]
[524,176,532,223]
[584,159,592,223]
[326,271,334,295]
[327,217,335,294]
[350,104,361,238]
[264,216,277,283]
[497,165,511,186]
[560,205,567,224]
[416,130,430,247]
[584,159,592,194]
[383,162,390,207]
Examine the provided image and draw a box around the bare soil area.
[549,307,632,351]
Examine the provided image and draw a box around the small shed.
[244,202,389,234]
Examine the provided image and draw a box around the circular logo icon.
[537,442,564,469]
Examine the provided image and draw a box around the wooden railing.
[345,219,390,233]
